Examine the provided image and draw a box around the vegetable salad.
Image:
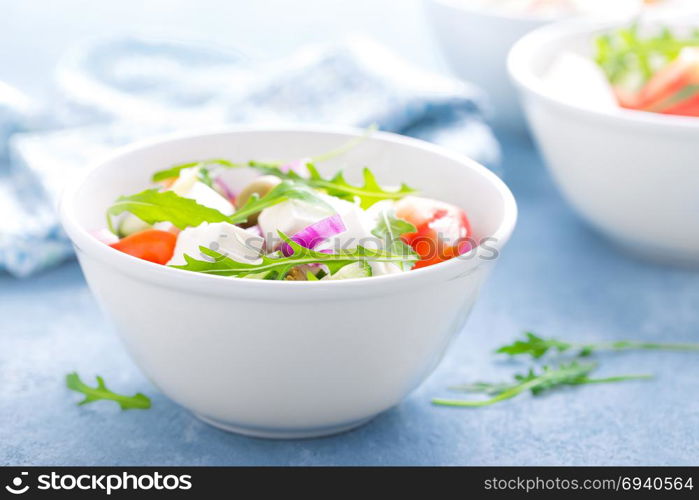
[101,140,474,281]
[544,23,699,118]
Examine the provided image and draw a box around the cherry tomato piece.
[395,196,472,269]
[110,229,177,265]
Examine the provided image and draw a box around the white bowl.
[425,0,552,132]
[60,126,516,439]
[509,22,699,266]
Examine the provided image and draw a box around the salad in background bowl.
[595,24,699,116]
[425,0,697,132]
[510,20,699,266]
[59,127,516,438]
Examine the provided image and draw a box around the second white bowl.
[510,21,699,266]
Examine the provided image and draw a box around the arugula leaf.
[496,332,572,359]
[496,332,699,360]
[107,180,331,232]
[371,207,416,240]
[432,362,651,408]
[249,162,416,209]
[151,159,239,183]
[148,128,411,210]
[150,125,376,183]
[66,372,151,410]
[107,189,230,231]
[171,232,418,279]
[371,209,418,270]
[227,180,332,225]
[309,165,416,209]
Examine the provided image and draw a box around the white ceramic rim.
[427,0,565,22]
[508,19,699,132]
[59,125,517,299]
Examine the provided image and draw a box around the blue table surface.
[1,1,698,466]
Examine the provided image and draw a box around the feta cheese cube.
[168,222,264,266]
[545,52,618,111]
[171,167,234,216]
[321,196,376,253]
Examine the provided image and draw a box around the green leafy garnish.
[595,25,699,87]
[107,189,230,231]
[432,362,651,408]
[107,180,330,232]
[371,209,417,270]
[249,162,416,209]
[227,180,332,225]
[496,332,699,360]
[150,125,377,184]
[66,372,151,410]
[151,159,239,183]
[148,127,411,210]
[171,231,418,280]
[496,332,572,359]
[309,165,416,209]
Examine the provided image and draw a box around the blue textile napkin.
[1,37,500,277]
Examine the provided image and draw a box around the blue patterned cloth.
[0,37,499,277]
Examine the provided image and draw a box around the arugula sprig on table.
[171,232,418,280]
[66,372,151,410]
[107,180,331,232]
[496,332,699,360]
[435,331,699,408]
[432,362,651,408]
